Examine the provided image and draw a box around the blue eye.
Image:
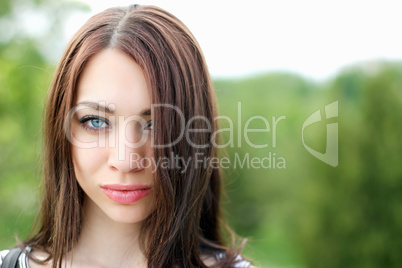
[79,116,111,133]
[90,118,105,128]
[140,120,153,136]
[145,120,153,131]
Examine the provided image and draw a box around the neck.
[65,197,147,268]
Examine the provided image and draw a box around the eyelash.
[79,115,153,134]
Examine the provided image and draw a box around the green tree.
[0,0,88,248]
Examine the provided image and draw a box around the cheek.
[72,147,108,179]
[144,139,154,158]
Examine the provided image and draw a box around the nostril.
[107,153,146,173]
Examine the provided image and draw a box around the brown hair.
[24,4,247,268]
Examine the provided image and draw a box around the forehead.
[75,48,151,115]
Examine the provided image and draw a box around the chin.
[105,206,153,224]
[83,194,155,225]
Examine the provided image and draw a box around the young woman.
[0,4,254,268]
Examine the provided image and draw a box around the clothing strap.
[2,248,22,268]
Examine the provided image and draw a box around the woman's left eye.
[145,120,153,131]
[79,116,111,133]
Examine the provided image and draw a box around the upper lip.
[100,184,151,191]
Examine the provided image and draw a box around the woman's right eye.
[79,116,111,133]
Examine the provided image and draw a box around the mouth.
[100,184,152,204]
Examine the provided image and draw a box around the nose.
[107,123,149,173]
[108,145,145,173]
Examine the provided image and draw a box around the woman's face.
[70,48,156,224]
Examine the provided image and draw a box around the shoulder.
[0,246,51,268]
[0,247,28,268]
[202,251,255,268]
[0,249,11,266]
[216,252,253,268]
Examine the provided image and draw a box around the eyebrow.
[76,101,151,116]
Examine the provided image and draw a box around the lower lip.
[101,187,151,204]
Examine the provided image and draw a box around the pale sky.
[64,0,402,81]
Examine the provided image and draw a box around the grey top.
[0,246,251,267]
[0,247,29,268]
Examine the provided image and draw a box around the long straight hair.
[24,4,245,268]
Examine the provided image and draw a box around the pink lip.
[100,184,151,204]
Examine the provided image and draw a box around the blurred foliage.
[0,0,88,250]
[1,1,402,268]
[214,63,402,267]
